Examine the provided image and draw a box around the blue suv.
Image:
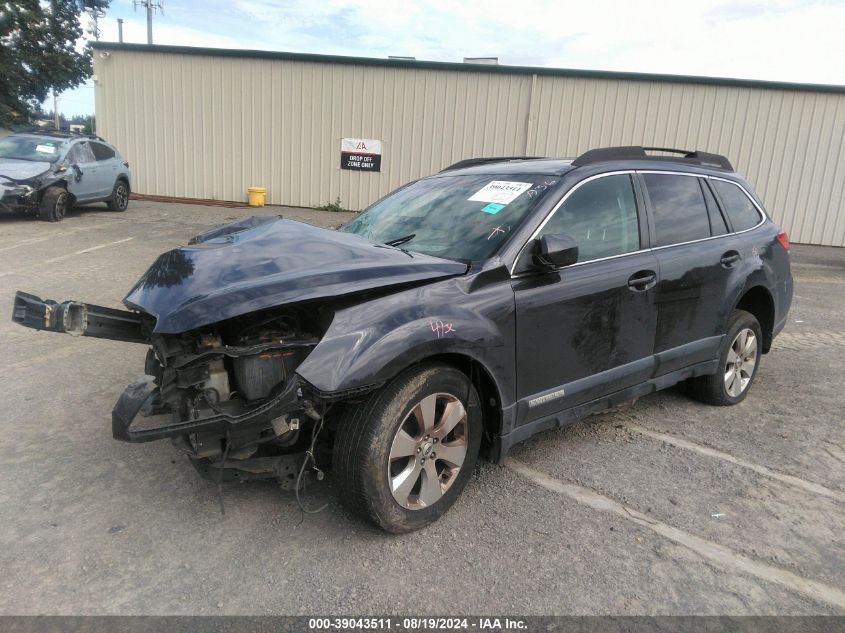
[0,132,132,222]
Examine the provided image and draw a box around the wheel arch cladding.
[734,285,775,352]
[420,352,504,453]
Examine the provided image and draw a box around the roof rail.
[572,146,733,171]
[23,130,106,142]
[440,156,545,172]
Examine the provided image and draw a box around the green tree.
[0,0,110,127]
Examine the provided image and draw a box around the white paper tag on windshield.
[35,144,56,154]
[468,181,532,205]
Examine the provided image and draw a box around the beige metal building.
[93,43,845,247]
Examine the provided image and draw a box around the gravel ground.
[0,200,842,615]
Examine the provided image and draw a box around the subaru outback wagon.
[0,132,131,221]
[13,146,792,533]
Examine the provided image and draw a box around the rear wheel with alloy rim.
[687,309,762,405]
[108,180,130,211]
[725,327,758,397]
[333,363,482,533]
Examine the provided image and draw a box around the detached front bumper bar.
[112,374,304,442]
[12,291,149,344]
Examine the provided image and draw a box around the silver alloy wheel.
[388,392,468,510]
[725,328,758,397]
[115,183,128,209]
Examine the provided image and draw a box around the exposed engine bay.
[10,216,471,517]
[13,291,344,491]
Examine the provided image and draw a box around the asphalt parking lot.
[0,200,843,615]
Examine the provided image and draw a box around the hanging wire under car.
[295,402,330,522]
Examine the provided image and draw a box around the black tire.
[333,363,482,533]
[107,179,130,211]
[687,309,762,406]
[38,186,69,222]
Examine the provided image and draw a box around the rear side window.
[539,174,640,262]
[643,173,711,247]
[712,180,762,232]
[90,142,116,161]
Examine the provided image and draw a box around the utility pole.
[90,7,106,40]
[117,18,124,43]
[53,90,60,131]
[133,0,163,45]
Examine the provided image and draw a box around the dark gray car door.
[512,172,659,422]
[640,171,738,374]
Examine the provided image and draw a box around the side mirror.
[534,233,579,269]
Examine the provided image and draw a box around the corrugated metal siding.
[95,49,845,246]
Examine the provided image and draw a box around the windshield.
[340,174,560,261]
[0,137,65,163]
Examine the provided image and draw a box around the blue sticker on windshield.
[481,203,505,214]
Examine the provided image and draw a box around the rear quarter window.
[712,180,763,232]
[643,173,711,247]
[90,142,116,161]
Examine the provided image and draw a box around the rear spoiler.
[12,291,150,344]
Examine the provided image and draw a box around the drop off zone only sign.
[341,138,382,171]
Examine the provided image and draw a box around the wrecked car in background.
[0,132,131,221]
[12,146,792,533]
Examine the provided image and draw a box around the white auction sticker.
[468,181,532,205]
[35,144,56,154]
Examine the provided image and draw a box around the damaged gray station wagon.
[12,146,793,533]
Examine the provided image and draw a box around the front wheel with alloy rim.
[39,186,69,222]
[107,180,130,211]
[333,363,482,533]
[687,309,762,406]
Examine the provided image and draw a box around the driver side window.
[539,174,640,262]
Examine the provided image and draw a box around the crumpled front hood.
[0,159,52,182]
[124,216,468,333]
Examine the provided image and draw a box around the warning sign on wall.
[341,138,382,172]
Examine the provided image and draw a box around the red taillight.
[776,230,790,252]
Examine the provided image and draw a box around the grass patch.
[316,197,347,213]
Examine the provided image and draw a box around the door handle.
[720,251,740,267]
[628,270,656,291]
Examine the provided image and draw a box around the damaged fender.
[296,270,518,419]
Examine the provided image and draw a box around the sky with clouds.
[56,0,845,117]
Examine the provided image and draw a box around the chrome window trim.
[509,169,768,277]
[706,174,768,229]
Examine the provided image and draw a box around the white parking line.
[0,237,136,278]
[0,224,107,253]
[506,458,845,610]
[621,420,845,503]
[43,237,135,264]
